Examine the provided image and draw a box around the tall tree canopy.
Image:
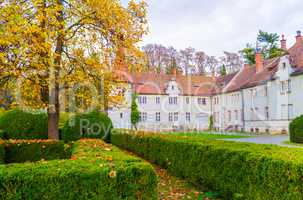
[240,30,286,64]
[0,0,147,139]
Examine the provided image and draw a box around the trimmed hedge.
[62,110,113,142]
[4,140,71,163]
[290,115,303,143]
[0,140,4,164]
[0,109,48,139]
[112,130,303,199]
[0,139,157,200]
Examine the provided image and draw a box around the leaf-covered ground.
[122,150,220,200]
[155,165,220,200]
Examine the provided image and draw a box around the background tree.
[0,0,147,139]
[194,51,207,75]
[180,47,195,75]
[220,65,227,76]
[130,93,139,130]
[220,51,243,73]
[240,30,286,64]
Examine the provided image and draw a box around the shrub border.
[112,130,303,199]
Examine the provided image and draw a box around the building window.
[264,86,268,96]
[156,112,161,122]
[280,80,291,94]
[265,107,269,120]
[281,105,287,120]
[198,98,206,105]
[120,113,123,119]
[168,113,173,122]
[186,112,191,122]
[235,110,238,120]
[156,97,160,104]
[287,80,292,93]
[174,112,179,121]
[169,97,178,105]
[255,107,259,120]
[250,108,254,120]
[228,111,231,122]
[138,96,147,104]
[288,104,294,119]
[139,112,147,122]
[186,97,190,104]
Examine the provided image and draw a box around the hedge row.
[0,109,113,141]
[61,110,113,142]
[290,115,303,143]
[0,140,4,164]
[0,109,48,139]
[111,130,303,199]
[4,140,71,163]
[0,139,158,200]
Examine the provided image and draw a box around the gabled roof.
[129,73,216,96]
[241,58,280,89]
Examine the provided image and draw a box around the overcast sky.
[122,0,302,56]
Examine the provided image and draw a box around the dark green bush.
[61,110,113,142]
[112,130,303,199]
[0,140,4,164]
[4,140,71,163]
[0,139,157,200]
[290,115,303,143]
[0,130,5,139]
[0,109,48,139]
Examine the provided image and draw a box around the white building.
[109,31,303,134]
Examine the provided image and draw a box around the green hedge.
[4,140,71,163]
[290,115,303,143]
[112,130,303,199]
[0,139,157,199]
[62,110,113,142]
[0,140,4,164]
[0,109,48,139]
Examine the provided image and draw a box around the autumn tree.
[0,0,147,139]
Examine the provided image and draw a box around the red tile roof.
[288,38,303,68]
[130,73,216,96]
[114,33,303,96]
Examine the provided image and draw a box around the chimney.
[296,30,302,44]
[172,67,177,76]
[255,50,263,73]
[280,34,287,50]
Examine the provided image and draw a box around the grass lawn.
[160,132,250,140]
[283,140,303,147]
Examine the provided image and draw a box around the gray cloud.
[139,0,302,56]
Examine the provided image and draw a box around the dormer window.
[282,62,286,69]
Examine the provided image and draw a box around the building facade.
[109,31,303,133]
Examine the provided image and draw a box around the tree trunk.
[48,0,64,140]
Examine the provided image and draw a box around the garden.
[2,108,303,199]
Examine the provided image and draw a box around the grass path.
[123,150,220,200]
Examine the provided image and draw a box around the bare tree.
[204,56,219,76]
[219,51,243,73]
[180,47,195,75]
[194,51,207,75]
